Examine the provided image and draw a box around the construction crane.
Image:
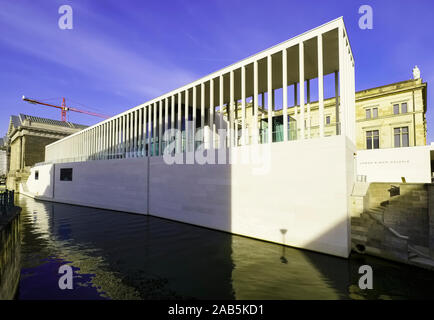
[22,96,110,122]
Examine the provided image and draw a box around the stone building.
[5,114,87,191]
[0,138,6,177]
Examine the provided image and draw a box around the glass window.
[373,108,378,118]
[35,171,39,180]
[402,127,409,147]
[393,104,399,114]
[325,116,330,125]
[401,102,408,113]
[366,130,379,149]
[60,168,73,181]
[366,109,371,119]
[373,130,379,149]
[366,131,372,149]
[394,127,409,148]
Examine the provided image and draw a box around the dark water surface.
[2,195,434,299]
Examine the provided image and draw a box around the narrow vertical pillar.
[201,83,205,146]
[143,107,147,156]
[241,65,246,145]
[177,92,182,153]
[335,71,339,135]
[282,49,288,141]
[209,79,214,149]
[193,87,197,151]
[267,55,272,144]
[134,110,138,157]
[171,95,175,131]
[139,108,143,157]
[159,100,163,155]
[153,103,157,156]
[164,97,168,153]
[318,34,325,138]
[294,82,298,126]
[253,60,259,144]
[307,79,311,138]
[219,75,224,148]
[126,114,131,158]
[148,105,152,156]
[229,70,234,147]
[122,115,126,157]
[299,42,305,140]
[185,90,189,152]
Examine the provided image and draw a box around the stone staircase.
[351,183,433,266]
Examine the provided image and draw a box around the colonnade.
[45,18,354,163]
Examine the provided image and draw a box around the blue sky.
[1,0,433,141]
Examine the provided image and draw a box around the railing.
[0,189,14,215]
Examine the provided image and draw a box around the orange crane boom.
[22,96,110,122]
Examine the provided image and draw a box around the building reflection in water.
[12,195,434,300]
[0,214,20,300]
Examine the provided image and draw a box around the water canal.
[1,195,434,299]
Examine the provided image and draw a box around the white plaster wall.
[52,158,148,214]
[150,135,355,257]
[357,146,431,183]
[27,163,54,198]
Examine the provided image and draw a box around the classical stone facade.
[5,114,87,191]
[0,138,6,177]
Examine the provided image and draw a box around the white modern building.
[24,18,357,258]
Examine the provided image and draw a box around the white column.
[294,83,298,130]
[299,42,305,140]
[219,75,224,148]
[153,103,157,155]
[335,71,339,135]
[193,87,197,151]
[126,114,131,158]
[267,55,272,144]
[148,105,152,156]
[164,97,168,153]
[229,70,234,147]
[135,110,139,156]
[138,108,143,157]
[159,100,162,155]
[209,79,214,149]
[185,90,189,152]
[201,83,205,145]
[122,115,126,157]
[241,65,246,145]
[282,49,288,141]
[318,34,324,138]
[171,95,175,131]
[143,107,147,156]
[253,60,258,144]
[307,79,311,138]
[131,113,135,157]
[116,118,119,158]
[177,92,182,153]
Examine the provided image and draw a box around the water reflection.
[0,213,20,300]
[12,195,434,300]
